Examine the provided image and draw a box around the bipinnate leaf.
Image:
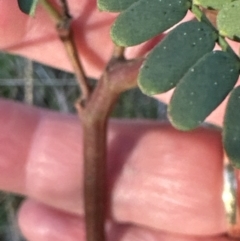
[111,0,190,46]
[18,0,39,15]
[168,51,239,131]
[223,87,240,168]
[217,1,240,41]
[193,0,234,10]
[138,21,217,95]
[97,0,138,12]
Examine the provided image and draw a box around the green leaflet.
[224,86,240,168]
[17,0,39,15]
[217,0,240,41]
[138,21,217,96]
[111,0,190,46]
[193,0,234,10]
[168,51,240,131]
[97,0,138,12]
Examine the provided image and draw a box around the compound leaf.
[138,21,217,95]
[168,51,240,131]
[193,0,234,10]
[97,0,138,12]
[111,0,190,46]
[217,1,240,41]
[223,86,240,168]
[18,0,39,15]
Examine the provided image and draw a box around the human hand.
[0,100,225,240]
[0,1,239,240]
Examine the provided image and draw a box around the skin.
[0,1,240,240]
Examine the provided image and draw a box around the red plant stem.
[40,0,91,103]
[83,119,107,241]
[58,25,91,103]
[79,81,118,241]
[77,59,143,241]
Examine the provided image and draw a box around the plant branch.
[40,0,91,103]
[76,57,143,241]
[108,58,144,93]
[58,25,91,104]
[59,0,71,18]
[39,0,62,22]
[112,45,125,60]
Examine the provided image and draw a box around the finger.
[18,199,85,241]
[0,100,226,235]
[0,0,162,77]
[0,1,115,77]
[19,199,231,241]
[0,99,42,192]
[0,2,198,78]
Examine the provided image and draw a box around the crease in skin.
[19,200,229,241]
[19,200,85,241]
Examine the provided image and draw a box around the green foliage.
[193,0,234,10]
[14,0,240,166]
[138,21,217,95]
[98,0,240,166]
[217,0,240,41]
[97,0,138,12]
[17,0,39,15]
[111,0,190,46]
[168,51,239,130]
[224,87,240,168]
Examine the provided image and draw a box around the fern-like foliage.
[98,0,240,167]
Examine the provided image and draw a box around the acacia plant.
[16,0,240,241]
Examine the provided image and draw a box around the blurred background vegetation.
[0,51,167,240]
